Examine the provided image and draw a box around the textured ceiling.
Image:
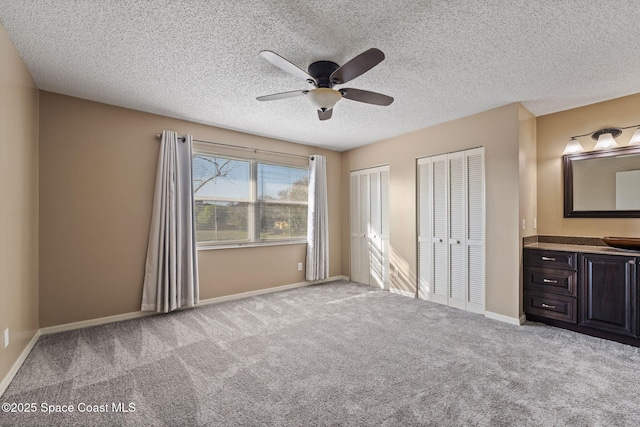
[2,1,640,151]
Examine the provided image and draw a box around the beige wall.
[342,104,527,319]
[518,105,538,313]
[39,92,342,327]
[537,92,640,237]
[0,25,39,385]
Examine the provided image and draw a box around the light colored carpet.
[1,280,639,426]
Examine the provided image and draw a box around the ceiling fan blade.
[256,90,308,101]
[259,51,316,83]
[318,109,333,121]
[340,88,393,106]
[330,48,385,84]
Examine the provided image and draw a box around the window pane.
[195,200,249,243]
[260,203,308,240]
[193,155,250,200]
[258,163,309,202]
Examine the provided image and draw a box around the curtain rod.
[155,133,312,160]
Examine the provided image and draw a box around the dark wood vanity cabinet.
[524,250,578,323]
[524,247,640,346]
[579,253,637,337]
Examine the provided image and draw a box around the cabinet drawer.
[524,291,577,323]
[524,249,577,271]
[524,266,577,296]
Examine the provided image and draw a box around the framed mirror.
[564,145,640,217]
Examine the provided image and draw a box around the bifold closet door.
[432,155,448,305]
[350,173,370,285]
[465,148,485,313]
[417,158,432,300]
[417,147,485,313]
[350,166,390,289]
[447,151,466,310]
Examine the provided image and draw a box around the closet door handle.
[455,240,461,244]
[437,238,443,243]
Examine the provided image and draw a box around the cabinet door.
[579,254,637,337]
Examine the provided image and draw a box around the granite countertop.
[524,241,640,256]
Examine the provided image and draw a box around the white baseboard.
[40,275,348,336]
[4,275,348,395]
[0,330,41,397]
[39,311,157,335]
[197,275,347,306]
[389,287,415,298]
[485,311,526,326]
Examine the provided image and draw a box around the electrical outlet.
[3,328,8,348]
[522,219,526,230]
[533,217,537,230]
[297,262,303,271]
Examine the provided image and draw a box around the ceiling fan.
[256,48,394,121]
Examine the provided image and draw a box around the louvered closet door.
[350,174,363,284]
[417,148,485,313]
[358,173,371,284]
[350,167,390,288]
[466,148,485,313]
[380,168,390,288]
[350,172,370,285]
[431,155,448,305]
[417,158,432,300]
[448,152,466,310]
[369,170,383,287]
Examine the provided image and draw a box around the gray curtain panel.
[141,130,199,312]
[306,154,329,280]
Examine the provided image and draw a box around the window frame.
[193,149,309,249]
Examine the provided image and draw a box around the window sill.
[197,240,307,251]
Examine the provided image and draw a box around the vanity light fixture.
[563,124,640,154]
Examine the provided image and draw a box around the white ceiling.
[1,1,640,151]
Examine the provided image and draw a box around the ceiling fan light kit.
[257,48,394,121]
[307,88,342,111]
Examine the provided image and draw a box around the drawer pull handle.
[543,278,558,284]
[541,303,556,309]
[541,256,556,261]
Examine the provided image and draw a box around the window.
[193,152,309,246]
[258,163,309,240]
